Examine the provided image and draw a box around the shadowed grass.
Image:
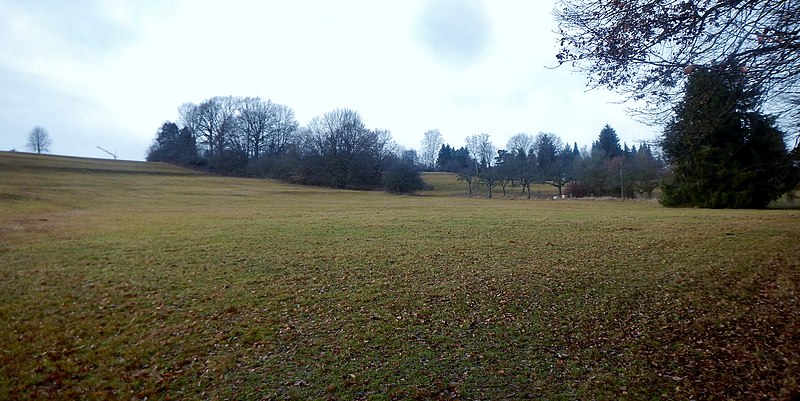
[1,152,799,400]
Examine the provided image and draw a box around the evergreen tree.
[436,144,455,171]
[594,125,622,159]
[147,121,198,165]
[436,144,473,173]
[660,68,799,208]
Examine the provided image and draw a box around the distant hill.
[0,151,203,176]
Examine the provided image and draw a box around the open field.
[420,172,562,199]
[1,151,799,400]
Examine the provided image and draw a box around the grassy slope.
[1,152,799,400]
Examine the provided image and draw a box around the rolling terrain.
[1,152,798,400]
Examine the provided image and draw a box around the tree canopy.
[593,125,622,159]
[301,108,395,189]
[146,122,198,166]
[660,68,799,208]
[148,96,669,198]
[555,0,800,125]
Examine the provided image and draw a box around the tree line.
[554,0,800,208]
[147,96,423,193]
[146,95,667,198]
[146,87,798,207]
[426,66,800,207]
[430,126,663,199]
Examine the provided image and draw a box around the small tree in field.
[457,166,478,195]
[479,166,501,198]
[27,126,52,154]
[630,143,662,198]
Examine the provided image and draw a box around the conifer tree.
[661,68,799,208]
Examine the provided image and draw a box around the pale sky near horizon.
[0,0,659,161]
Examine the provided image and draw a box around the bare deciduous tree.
[192,96,238,157]
[555,0,800,127]
[27,126,52,154]
[506,133,534,154]
[235,97,273,159]
[178,102,201,137]
[419,129,443,169]
[465,133,496,168]
[267,103,299,155]
[479,166,501,198]
[303,108,393,189]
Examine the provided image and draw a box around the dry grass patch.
[1,152,799,400]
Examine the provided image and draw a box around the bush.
[566,181,590,198]
[384,161,425,194]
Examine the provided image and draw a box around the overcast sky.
[0,0,659,161]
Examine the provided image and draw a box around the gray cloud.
[0,1,172,64]
[415,0,493,69]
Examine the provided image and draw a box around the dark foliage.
[630,143,663,198]
[536,133,574,196]
[151,97,670,198]
[593,125,622,160]
[436,144,472,173]
[660,68,799,208]
[384,159,425,194]
[566,180,591,198]
[154,100,403,191]
[146,122,199,166]
[299,109,393,190]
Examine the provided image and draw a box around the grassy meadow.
[1,151,799,400]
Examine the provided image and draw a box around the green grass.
[2,151,799,400]
[421,171,562,198]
